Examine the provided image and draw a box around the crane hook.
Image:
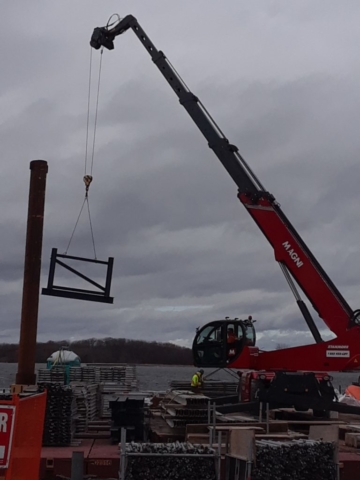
[83,175,93,197]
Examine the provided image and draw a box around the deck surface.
[41,438,119,459]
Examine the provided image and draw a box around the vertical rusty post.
[15,160,48,385]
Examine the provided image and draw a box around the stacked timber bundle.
[38,366,67,383]
[38,382,76,446]
[252,439,336,480]
[161,391,209,432]
[170,380,238,397]
[69,366,96,383]
[124,442,216,480]
[70,382,98,433]
[99,365,138,389]
[69,365,138,388]
[99,368,139,418]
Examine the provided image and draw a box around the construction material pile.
[124,442,216,480]
[170,380,238,397]
[161,390,209,430]
[252,439,336,480]
[70,366,96,382]
[38,383,75,446]
[69,365,138,386]
[99,381,138,418]
[38,364,138,389]
[70,382,98,433]
[38,366,67,383]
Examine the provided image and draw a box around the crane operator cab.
[192,317,256,368]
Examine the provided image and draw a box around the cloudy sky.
[1,1,360,351]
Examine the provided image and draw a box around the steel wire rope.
[86,195,97,259]
[64,197,87,255]
[89,47,103,176]
[84,46,93,175]
[64,46,104,257]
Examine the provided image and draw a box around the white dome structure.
[47,348,81,366]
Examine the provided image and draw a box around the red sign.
[0,406,15,468]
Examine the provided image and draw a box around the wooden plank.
[309,424,339,442]
[208,422,289,433]
[255,433,307,440]
[210,426,264,432]
[229,429,255,461]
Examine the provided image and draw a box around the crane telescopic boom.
[90,15,360,372]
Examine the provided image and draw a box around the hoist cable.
[64,45,103,258]
[90,48,103,176]
[84,47,93,175]
[86,196,97,260]
[106,14,121,29]
[64,196,87,255]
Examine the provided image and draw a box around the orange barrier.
[1,391,47,479]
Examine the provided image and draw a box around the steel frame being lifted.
[42,248,114,304]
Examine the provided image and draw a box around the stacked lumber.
[69,365,138,387]
[37,366,66,383]
[70,382,98,433]
[161,391,210,432]
[69,366,96,383]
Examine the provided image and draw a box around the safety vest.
[191,373,201,387]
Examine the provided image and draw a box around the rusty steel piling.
[16,160,48,386]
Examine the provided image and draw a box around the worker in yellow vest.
[191,369,204,391]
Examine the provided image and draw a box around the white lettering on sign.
[282,241,304,268]
[328,345,349,349]
[0,414,8,433]
[0,405,16,468]
[326,350,350,358]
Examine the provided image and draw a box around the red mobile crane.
[90,16,360,377]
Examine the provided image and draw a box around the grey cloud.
[1,1,360,351]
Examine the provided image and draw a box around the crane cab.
[192,317,256,368]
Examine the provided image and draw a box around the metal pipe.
[120,427,126,480]
[266,402,270,434]
[259,401,263,422]
[16,160,48,385]
[217,431,222,480]
[213,401,216,430]
[71,451,84,480]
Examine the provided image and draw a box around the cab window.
[196,324,222,344]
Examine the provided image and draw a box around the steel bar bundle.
[124,442,216,480]
[38,382,76,446]
[252,439,336,480]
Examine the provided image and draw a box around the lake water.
[0,363,359,393]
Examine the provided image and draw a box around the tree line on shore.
[0,337,193,364]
